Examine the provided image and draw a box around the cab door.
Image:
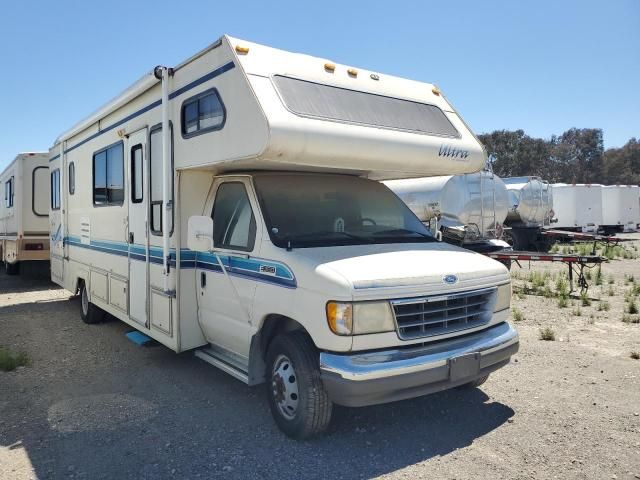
[127,129,149,326]
[196,178,259,359]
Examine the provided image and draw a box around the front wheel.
[459,374,490,389]
[266,331,333,439]
[79,282,104,324]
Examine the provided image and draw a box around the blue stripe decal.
[63,236,296,289]
[50,61,236,162]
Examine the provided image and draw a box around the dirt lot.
[1,236,639,480]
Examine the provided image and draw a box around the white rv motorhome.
[49,36,518,438]
[0,152,50,274]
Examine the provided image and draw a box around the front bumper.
[320,321,519,407]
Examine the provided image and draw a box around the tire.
[459,374,490,389]
[265,331,333,439]
[79,281,104,324]
[5,262,19,275]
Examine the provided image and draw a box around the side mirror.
[187,216,213,252]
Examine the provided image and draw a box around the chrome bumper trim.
[320,322,518,383]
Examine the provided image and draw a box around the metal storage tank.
[551,184,603,232]
[502,176,554,228]
[601,185,640,233]
[384,171,510,239]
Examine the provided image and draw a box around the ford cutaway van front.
[222,172,519,436]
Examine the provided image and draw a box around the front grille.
[391,287,496,340]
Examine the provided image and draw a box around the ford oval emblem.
[443,274,458,285]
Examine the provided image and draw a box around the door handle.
[129,232,134,244]
[201,272,206,288]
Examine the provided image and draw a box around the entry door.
[127,129,149,326]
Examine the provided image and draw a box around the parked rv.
[601,185,640,234]
[49,35,518,438]
[552,184,603,233]
[384,170,512,254]
[502,176,555,251]
[0,152,50,274]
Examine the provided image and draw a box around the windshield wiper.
[372,228,435,241]
[289,230,375,244]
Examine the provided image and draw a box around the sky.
[0,0,638,170]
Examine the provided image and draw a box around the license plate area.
[449,352,480,382]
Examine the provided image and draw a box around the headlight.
[326,301,395,336]
[495,282,511,312]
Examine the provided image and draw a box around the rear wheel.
[266,331,333,439]
[79,281,104,324]
[5,261,19,275]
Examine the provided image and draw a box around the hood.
[292,242,509,299]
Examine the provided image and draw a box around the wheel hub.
[271,354,299,420]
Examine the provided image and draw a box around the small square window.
[181,89,225,137]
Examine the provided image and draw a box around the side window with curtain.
[211,182,256,251]
[149,125,173,235]
[92,142,124,206]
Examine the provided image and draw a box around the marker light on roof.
[235,45,250,54]
[324,63,336,72]
[432,86,441,96]
[347,68,358,77]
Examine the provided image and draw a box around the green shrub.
[595,267,602,286]
[0,348,30,372]
[597,301,610,312]
[581,294,591,307]
[512,308,524,322]
[557,296,569,308]
[539,327,556,341]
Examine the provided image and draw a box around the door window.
[131,144,143,203]
[149,125,173,234]
[211,182,256,251]
[50,169,60,210]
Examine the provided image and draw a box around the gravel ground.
[1,236,639,480]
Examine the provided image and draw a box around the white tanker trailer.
[384,171,511,254]
[502,176,556,251]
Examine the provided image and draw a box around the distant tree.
[602,138,640,185]
[479,128,606,184]
[549,128,604,184]
[478,130,551,179]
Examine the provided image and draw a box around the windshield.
[253,174,435,248]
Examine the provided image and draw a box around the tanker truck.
[384,170,512,254]
[502,176,555,251]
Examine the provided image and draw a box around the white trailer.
[49,35,517,438]
[0,152,50,274]
[601,185,640,233]
[552,183,603,233]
